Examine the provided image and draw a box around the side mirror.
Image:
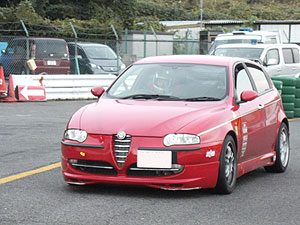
[240,90,258,102]
[267,58,278,66]
[91,86,105,97]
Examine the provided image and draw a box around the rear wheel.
[265,123,289,173]
[215,135,237,194]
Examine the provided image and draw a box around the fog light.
[69,159,78,164]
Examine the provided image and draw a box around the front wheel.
[264,123,290,173]
[215,135,237,194]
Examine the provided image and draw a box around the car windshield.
[214,47,264,59]
[83,45,117,59]
[107,63,228,101]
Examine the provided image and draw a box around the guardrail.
[2,74,117,101]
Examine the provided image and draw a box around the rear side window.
[35,40,68,58]
[247,65,271,94]
[293,48,300,63]
[235,63,254,102]
[283,48,294,64]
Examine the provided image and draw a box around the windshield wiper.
[182,96,222,101]
[120,94,180,100]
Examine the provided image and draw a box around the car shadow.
[62,167,285,199]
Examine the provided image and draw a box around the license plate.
[47,60,56,66]
[137,150,172,168]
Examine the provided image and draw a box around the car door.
[282,47,300,76]
[245,63,277,156]
[234,62,266,162]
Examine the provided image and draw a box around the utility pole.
[200,0,203,30]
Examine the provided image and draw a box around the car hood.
[69,97,227,137]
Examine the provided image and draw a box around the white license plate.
[137,150,172,168]
[47,60,56,66]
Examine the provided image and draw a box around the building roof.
[160,20,244,29]
[254,20,300,24]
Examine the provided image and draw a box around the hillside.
[0,0,300,35]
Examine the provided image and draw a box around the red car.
[61,55,290,194]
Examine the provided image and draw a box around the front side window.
[264,49,280,65]
[247,64,270,94]
[108,63,228,101]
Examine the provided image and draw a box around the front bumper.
[61,135,222,190]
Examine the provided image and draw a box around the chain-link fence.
[0,21,210,77]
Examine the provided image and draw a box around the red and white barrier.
[15,85,46,101]
[0,74,116,102]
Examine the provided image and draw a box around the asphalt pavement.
[1,100,300,225]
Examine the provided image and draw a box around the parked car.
[61,55,289,194]
[212,43,300,77]
[0,41,8,56]
[208,28,281,54]
[0,37,70,78]
[68,42,126,75]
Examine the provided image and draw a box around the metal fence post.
[150,26,158,56]
[111,25,120,73]
[20,20,29,74]
[144,30,147,58]
[124,28,128,54]
[70,22,80,75]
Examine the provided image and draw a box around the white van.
[208,28,281,54]
[213,43,300,77]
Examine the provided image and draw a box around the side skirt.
[237,151,276,177]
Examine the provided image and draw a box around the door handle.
[258,104,265,110]
[277,68,282,72]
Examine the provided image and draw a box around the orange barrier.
[0,66,7,98]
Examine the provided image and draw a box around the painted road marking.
[289,118,300,121]
[0,162,61,184]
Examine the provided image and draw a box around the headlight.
[163,133,200,146]
[64,129,87,143]
[121,63,126,70]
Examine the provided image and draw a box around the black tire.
[282,86,296,95]
[283,102,294,111]
[281,94,295,103]
[271,76,296,86]
[215,135,237,194]
[272,80,283,90]
[264,123,290,173]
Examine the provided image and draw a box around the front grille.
[69,159,117,175]
[113,134,131,168]
[127,163,184,177]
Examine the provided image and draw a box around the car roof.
[134,55,251,67]
[68,42,108,47]
[216,43,300,49]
